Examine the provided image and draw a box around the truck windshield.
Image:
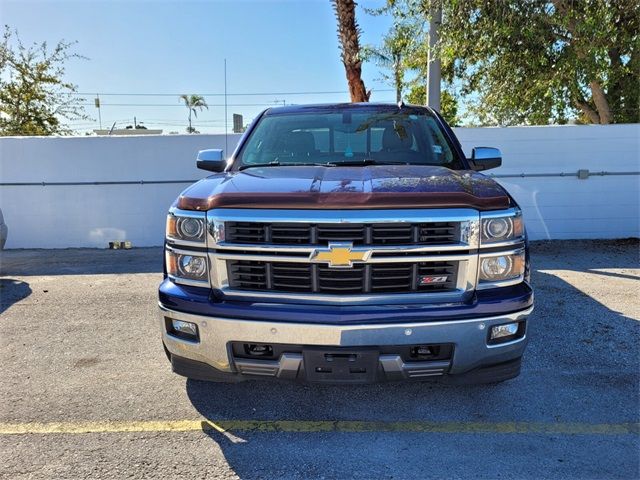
[236,109,463,169]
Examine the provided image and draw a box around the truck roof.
[264,102,436,116]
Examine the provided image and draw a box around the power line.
[69,89,394,97]
[67,119,229,128]
[67,88,398,133]
[79,102,301,107]
[141,118,226,123]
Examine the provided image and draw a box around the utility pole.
[426,3,442,111]
[95,94,102,130]
[224,59,228,156]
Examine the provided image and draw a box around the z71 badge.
[418,275,449,285]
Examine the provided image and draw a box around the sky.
[1,0,397,134]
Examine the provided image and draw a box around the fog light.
[490,322,520,341]
[168,319,199,341]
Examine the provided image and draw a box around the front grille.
[228,260,458,295]
[226,221,459,246]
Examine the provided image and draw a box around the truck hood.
[177,165,512,211]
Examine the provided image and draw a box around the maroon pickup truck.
[159,103,533,384]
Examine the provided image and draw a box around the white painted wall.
[0,134,241,249]
[0,125,638,248]
[455,124,640,240]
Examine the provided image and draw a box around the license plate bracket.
[303,347,379,383]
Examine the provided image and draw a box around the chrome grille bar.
[206,208,481,305]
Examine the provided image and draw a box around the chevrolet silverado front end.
[159,103,533,384]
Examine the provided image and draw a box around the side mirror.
[196,149,226,172]
[470,147,502,171]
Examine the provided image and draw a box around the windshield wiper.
[238,161,336,170]
[326,159,410,167]
[237,159,413,170]
[238,161,283,170]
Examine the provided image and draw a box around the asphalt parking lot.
[0,240,638,479]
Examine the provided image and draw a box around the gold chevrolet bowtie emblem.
[310,242,372,268]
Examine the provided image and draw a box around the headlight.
[479,250,525,286]
[481,211,524,244]
[167,213,206,243]
[166,250,209,283]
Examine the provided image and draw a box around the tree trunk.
[332,0,369,102]
[574,98,600,124]
[344,66,369,103]
[394,57,402,103]
[552,0,613,124]
[589,81,613,124]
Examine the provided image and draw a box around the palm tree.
[179,94,208,133]
[331,0,369,102]
[362,24,413,103]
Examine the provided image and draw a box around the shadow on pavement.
[0,278,32,315]
[184,240,639,479]
[0,247,163,276]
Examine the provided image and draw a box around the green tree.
[379,0,639,125]
[442,0,638,125]
[362,23,414,102]
[406,84,459,126]
[179,94,208,133]
[332,0,370,102]
[364,2,461,123]
[0,26,88,136]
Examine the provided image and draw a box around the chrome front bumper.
[159,304,533,382]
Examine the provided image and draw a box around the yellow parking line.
[0,420,637,436]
